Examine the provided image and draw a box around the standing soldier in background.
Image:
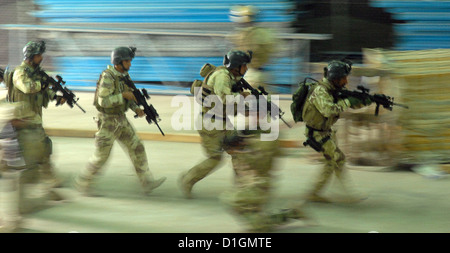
[228,5,279,93]
[178,50,252,199]
[74,46,166,196]
[220,107,311,232]
[301,60,371,203]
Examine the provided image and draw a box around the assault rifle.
[29,68,86,113]
[338,85,409,116]
[232,78,292,128]
[122,76,165,136]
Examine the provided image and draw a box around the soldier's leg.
[306,138,343,202]
[179,129,225,198]
[117,122,165,194]
[220,144,275,232]
[39,135,63,188]
[15,128,49,213]
[334,157,368,202]
[75,124,115,194]
[221,175,272,232]
[0,170,22,232]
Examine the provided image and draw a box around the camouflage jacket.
[203,67,242,117]
[94,65,139,115]
[10,61,56,125]
[302,78,355,131]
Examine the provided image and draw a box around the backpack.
[190,63,216,94]
[2,66,16,101]
[290,77,319,123]
[190,63,222,105]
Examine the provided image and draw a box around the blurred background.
[1,0,450,170]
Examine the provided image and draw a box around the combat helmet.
[223,50,252,69]
[111,46,136,65]
[23,40,46,60]
[324,59,352,81]
[229,5,259,23]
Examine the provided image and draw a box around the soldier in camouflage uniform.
[2,41,65,220]
[74,47,166,196]
[220,107,309,232]
[302,60,371,203]
[178,50,252,199]
[8,41,65,189]
[228,5,279,93]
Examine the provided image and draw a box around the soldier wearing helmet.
[74,46,166,196]
[7,40,66,192]
[178,50,252,199]
[228,5,279,93]
[301,59,371,203]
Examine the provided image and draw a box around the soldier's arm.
[122,74,140,112]
[12,68,42,93]
[97,72,126,108]
[129,99,140,113]
[310,86,351,118]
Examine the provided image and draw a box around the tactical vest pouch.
[190,79,203,96]
[200,63,216,78]
[191,63,217,99]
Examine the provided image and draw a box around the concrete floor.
[18,137,450,233]
[2,91,450,233]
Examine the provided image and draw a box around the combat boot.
[335,170,368,203]
[47,189,66,202]
[244,213,274,233]
[269,208,308,224]
[178,172,193,199]
[338,189,368,203]
[304,193,332,203]
[42,177,64,189]
[142,177,166,195]
[73,176,100,197]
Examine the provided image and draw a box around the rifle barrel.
[75,103,86,113]
[155,122,165,136]
[393,103,409,109]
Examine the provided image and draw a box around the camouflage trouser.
[305,129,347,194]
[221,138,282,232]
[80,113,152,186]
[6,126,54,214]
[16,126,54,183]
[182,127,231,186]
